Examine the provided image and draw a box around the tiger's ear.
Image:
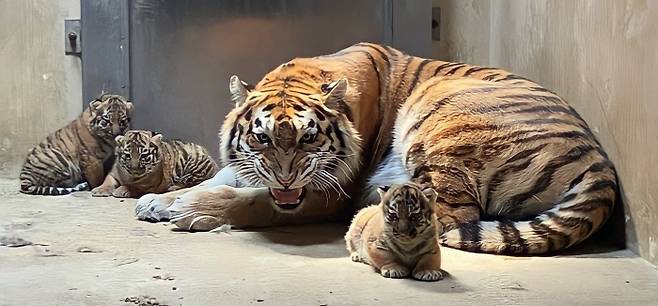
[321,78,348,112]
[377,185,390,199]
[229,75,251,107]
[150,133,163,145]
[115,135,124,144]
[422,186,438,204]
[126,102,134,113]
[89,100,102,110]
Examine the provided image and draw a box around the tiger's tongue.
[270,188,303,203]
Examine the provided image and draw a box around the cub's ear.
[89,100,102,110]
[229,75,252,107]
[150,133,163,145]
[376,185,390,199]
[126,102,134,113]
[422,187,438,203]
[321,78,348,112]
[115,135,124,144]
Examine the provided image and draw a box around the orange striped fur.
[167,42,617,255]
[19,94,133,195]
[92,130,218,198]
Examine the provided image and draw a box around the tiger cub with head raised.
[91,130,219,198]
[20,93,132,195]
[345,182,443,281]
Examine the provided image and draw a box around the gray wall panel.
[128,0,430,158]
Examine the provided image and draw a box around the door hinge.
[65,19,81,56]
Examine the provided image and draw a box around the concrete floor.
[1,178,657,306]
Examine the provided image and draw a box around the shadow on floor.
[240,223,349,259]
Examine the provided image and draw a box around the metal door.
[82,0,431,157]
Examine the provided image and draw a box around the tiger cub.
[91,130,219,198]
[345,183,443,281]
[19,94,132,195]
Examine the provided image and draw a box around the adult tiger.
[135,43,617,255]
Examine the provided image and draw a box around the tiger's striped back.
[396,77,616,254]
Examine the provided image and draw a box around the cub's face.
[115,130,162,177]
[88,93,133,139]
[378,183,438,240]
[219,75,362,213]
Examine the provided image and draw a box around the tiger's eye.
[256,133,271,144]
[300,133,315,144]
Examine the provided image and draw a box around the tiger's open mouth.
[269,188,305,210]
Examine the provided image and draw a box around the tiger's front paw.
[380,263,409,279]
[91,186,113,197]
[135,193,173,222]
[167,186,238,232]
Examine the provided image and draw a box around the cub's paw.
[135,193,172,222]
[412,269,444,281]
[380,264,409,279]
[91,186,113,197]
[112,186,133,198]
[350,253,363,263]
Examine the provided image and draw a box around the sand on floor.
[1,178,657,306]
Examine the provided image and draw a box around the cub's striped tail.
[440,161,617,255]
[20,181,89,196]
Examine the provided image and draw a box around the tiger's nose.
[278,173,295,187]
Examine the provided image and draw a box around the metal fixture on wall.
[81,0,431,157]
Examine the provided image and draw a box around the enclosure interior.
[1,1,657,304]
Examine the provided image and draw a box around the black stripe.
[560,198,614,212]
[506,145,596,208]
[486,155,539,210]
[504,143,549,164]
[472,101,532,114]
[458,222,482,252]
[529,218,570,251]
[510,130,589,145]
[546,212,593,237]
[482,73,500,81]
[513,105,578,116]
[497,74,532,82]
[567,160,614,190]
[406,59,432,96]
[433,62,463,76]
[584,180,617,193]
[498,220,528,254]
[355,43,391,71]
[405,86,501,139]
[463,66,498,76]
[499,93,563,104]
[444,64,466,76]
[392,56,413,101]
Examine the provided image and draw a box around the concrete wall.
[433,0,658,264]
[0,0,82,178]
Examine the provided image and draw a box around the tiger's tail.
[440,161,617,255]
[20,181,89,196]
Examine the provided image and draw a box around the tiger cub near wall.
[345,183,443,281]
[19,94,132,195]
[91,130,219,198]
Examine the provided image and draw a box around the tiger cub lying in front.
[345,183,443,281]
[91,130,218,198]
